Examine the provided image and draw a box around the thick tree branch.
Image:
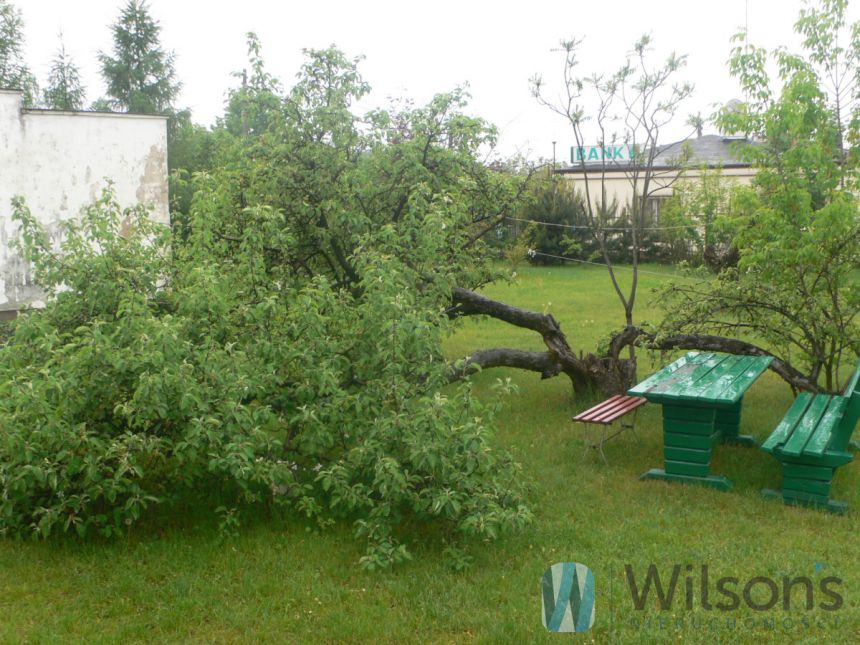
[447,289,822,396]
[611,326,820,393]
[450,348,561,382]
[447,288,635,394]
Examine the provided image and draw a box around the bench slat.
[761,358,860,512]
[781,395,831,457]
[804,397,847,457]
[761,393,813,453]
[587,395,628,422]
[572,395,622,422]
[572,395,646,425]
[832,390,860,453]
[574,395,642,424]
[591,396,646,423]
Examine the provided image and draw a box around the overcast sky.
[15,0,859,161]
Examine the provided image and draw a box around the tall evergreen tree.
[0,0,37,106]
[97,0,179,113]
[42,35,86,110]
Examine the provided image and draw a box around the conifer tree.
[43,36,86,110]
[0,0,37,106]
[97,0,179,113]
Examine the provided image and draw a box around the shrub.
[0,188,531,568]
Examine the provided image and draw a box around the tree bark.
[448,290,820,396]
[447,288,635,394]
[617,327,820,393]
[449,348,561,382]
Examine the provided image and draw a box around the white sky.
[15,0,859,161]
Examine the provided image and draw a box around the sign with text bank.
[570,144,636,163]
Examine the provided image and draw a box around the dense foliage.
[173,38,530,297]
[512,176,586,265]
[660,0,860,391]
[0,41,532,569]
[657,167,738,268]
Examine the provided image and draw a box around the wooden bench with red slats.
[572,394,647,464]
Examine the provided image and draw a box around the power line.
[504,216,697,232]
[525,249,702,281]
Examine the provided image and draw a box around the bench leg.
[581,423,594,460]
[583,422,633,465]
[623,408,642,443]
[597,426,609,465]
[717,399,757,447]
[761,488,847,515]
[579,406,643,465]
[581,423,609,465]
[644,403,730,489]
[761,463,847,514]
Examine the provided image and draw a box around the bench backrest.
[842,357,860,398]
[833,358,860,451]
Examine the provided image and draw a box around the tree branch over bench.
[447,289,821,396]
[447,288,634,394]
[619,327,820,393]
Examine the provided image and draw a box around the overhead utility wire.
[505,216,697,232]
[525,249,702,281]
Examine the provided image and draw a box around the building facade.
[0,89,168,315]
[555,135,756,218]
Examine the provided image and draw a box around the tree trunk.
[448,290,821,396]
[447,288,636,395]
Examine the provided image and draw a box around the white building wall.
[559,166,756,215]
[0,89,168,312]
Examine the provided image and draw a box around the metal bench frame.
[572,395,647,465]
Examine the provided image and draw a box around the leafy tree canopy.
[660,0,860,391]
[0,44,532,569]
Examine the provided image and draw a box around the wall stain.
[136,144,168,208]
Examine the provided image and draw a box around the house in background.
[0,89,168,317]
[554,134,756,219]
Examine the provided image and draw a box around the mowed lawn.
[1,264,857,644]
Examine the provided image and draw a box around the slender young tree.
[0,0,37,106]
[531,35,694,372]
[42,35,86,110]
[97,0,179,113]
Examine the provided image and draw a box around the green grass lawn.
[1,264,857,644]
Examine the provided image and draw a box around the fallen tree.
[449,288,822,395]
[618,327,819,393]
[447,287,636,395]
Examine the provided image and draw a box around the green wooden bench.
[761,358,860,513]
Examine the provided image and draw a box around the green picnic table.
[628,351,774,491]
